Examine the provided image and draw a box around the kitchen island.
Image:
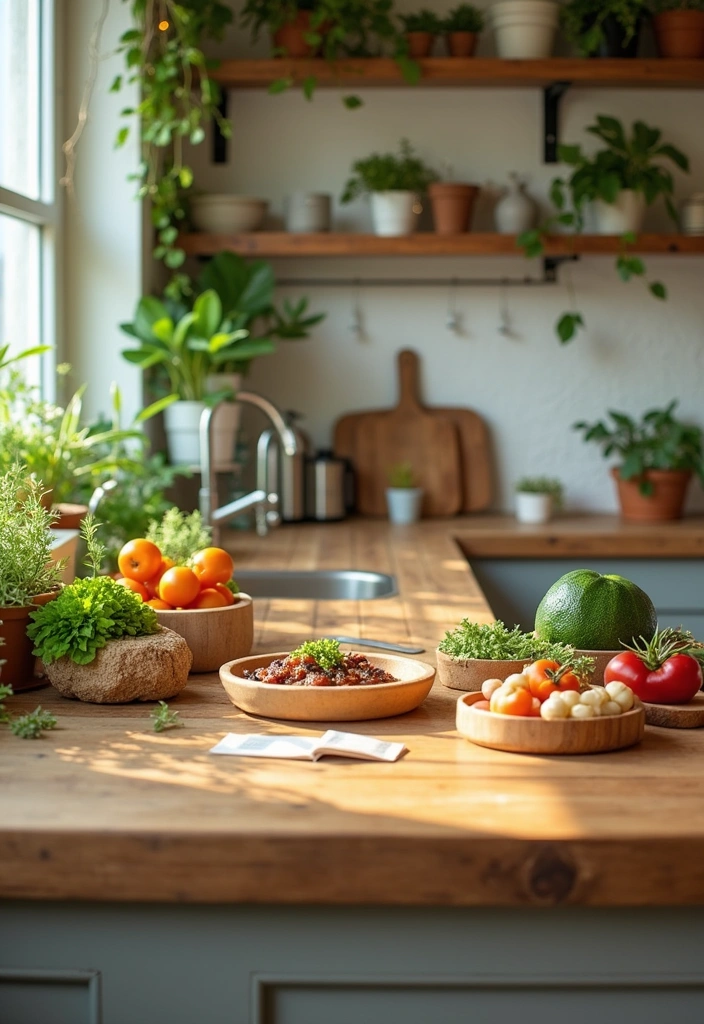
[3,516,704,1023]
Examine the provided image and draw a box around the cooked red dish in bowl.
[244,651,398,687]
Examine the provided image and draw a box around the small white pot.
[490,0,559,58]
[163,400,206,467]
[386,487,423,525]
[370,191,419,237]
[285,192,332,233]
[515,491,553,524]
[206,373,242,467]
[592,190,646,235]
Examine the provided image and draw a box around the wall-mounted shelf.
[180,232,704,258]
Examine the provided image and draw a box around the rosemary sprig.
[150,701,183,733]
[10,707,58,739]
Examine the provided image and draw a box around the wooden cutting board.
[333,349,492,514]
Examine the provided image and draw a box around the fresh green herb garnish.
[146,508,212,566]
[438,619,576,662]
[150,701,183,733]
[291,639,344,670]
[10,706,57,739]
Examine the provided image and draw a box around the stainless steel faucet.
[199,392,299,543]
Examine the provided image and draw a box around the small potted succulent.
[443,3,484,55]
[341,139,437,236]
[560,0,646,56]
[399,9,443,56]
[385,462,423,524]
[650,0,704,58]
[515,477,563,524]
[574,401,704,522]
[489,0,561,58]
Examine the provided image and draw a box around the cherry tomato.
[605,651,702,704]
[145,557,175,599]
[115,577,148,601]
[159,566,201,608]
[118,539,163,583]
[490,685,536,716]
[146,598,173,610]
[191,547,234,588]
[188,588,229,609]
[525,659,581,703]
[213,582,236,606]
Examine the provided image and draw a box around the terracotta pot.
[51,503,88,530]
[272,11,319,57]
[436,649,531,691]
[446,31,477,57]
[405,31,435,57]
[611,467,692,522]
[0,605,37,692]
[428,182,478,235]
[653,11,704,59]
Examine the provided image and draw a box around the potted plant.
[489,0,561,59]
[443,3,484,55]
[399,9,443,56]
[0,466,66,692]
[650,0,704,58]
[574,401,704,521]
[385,462,423,524]
[429,177,479,235]
[241,0,322,57]
[561,0,646,56]
[515,477,563,524]
[341,139,437,236]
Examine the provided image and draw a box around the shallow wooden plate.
[456,691,645,755]
[643,692,704,729]
[219,652,435,721]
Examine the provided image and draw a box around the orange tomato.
[115,577,149,601]
[118,538,163,583]
[158,566,201,608]
[191,547,234,588]
[524,659,581,703]
[490,685,536,717]
[145,556,175,599]
[188,588,228,609]
[213,582,236,606]
[146,598,173,610]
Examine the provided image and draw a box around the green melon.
[534,569,657,651]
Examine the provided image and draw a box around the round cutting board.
[643,692,704,729]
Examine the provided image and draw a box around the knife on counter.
[324,635,425,655]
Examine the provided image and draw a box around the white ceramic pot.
[682,193,704,236]
[515,491,553,524]
[386,487,423,525]
[494,173,538,233]
[592,190,646,235]
[490,0,559,58]
[285,192,332,233]
[163,400,206,466]
[190,195,268,233]
[370,191,419,236]
[205,373,242,467]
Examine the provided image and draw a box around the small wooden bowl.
[456,692,645,755]
[155,595,253,673]
[219,651,435,721]
[436,649,530,691]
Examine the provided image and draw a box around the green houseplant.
[650,0,704,57]
[560,0,646,56]
[574,400,704,521]
[386,462,423,524]
[341,139,438,236]
[443,3,484,55]
[515,477,563,524]
[399,10,443,56]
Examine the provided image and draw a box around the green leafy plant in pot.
[650,0,704,58]
[515,477,563,524]
[574,400,704,521]
[518,115,689,343]
[399,9,443,56]
[560,0,646,56]
[386,462,423,524]
[443,3,484,56]
[341,139,438,236]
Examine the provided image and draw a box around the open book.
[209,730,408,763]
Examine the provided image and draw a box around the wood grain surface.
[644,693,704,729]
[3,517,704,907]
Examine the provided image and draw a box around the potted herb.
[574,401,704,521]
[0,466,66,692]
[437,619,577,691]
[399,9,443,56]
[443,3,484,55]
[341,139,437,236]
[428,178,479,235]
[515,477,563,524]
[560,0,646,56]
[489,0,560,59]
[241,0,322,57]
[385,462,423,524]
[650,0,704,57]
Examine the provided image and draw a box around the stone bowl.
[436,648,530,691]
[155,595,253,673]
[219,651,435,721]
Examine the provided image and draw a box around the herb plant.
[146,508,212,566]
[291,639,344,669]
[0,465,65,608]
[10,707,58,739]
[150,701,183,732]
[443,3,485,32]
[399,10,443,33]
[516,477,564,508]
[342,140,437,201]
[651,0,704,8]
[388,462,417,489]
[438,620,577,662]
[0,684,12,723]
[574,400,704,495]
[560,0,646,56]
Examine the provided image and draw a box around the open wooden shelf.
[212,57,704,90]
[180,232,704,258]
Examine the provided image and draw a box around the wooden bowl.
[575,649,622,684]
[155,595,253,673]
[456,691,645,755]
[219,651,435,721]
[436,649,530,691]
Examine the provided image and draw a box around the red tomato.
[188,588,228,609]
[191,547,234,588]
[524,659,581,703]
[118,539,163,583]
[605,651,702,704]
[115,577,148,601]
[159,566,201,608]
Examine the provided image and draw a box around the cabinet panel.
[0,969,100,1024]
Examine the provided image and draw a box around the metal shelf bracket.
[542,254,579,282]
[543,80,571,163]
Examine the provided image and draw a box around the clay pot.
[574,649,623,685]
[51,503,88,529]
[0,606,37,692]
[446,31,477,57]
[653,11,704,59]
[429,182,478,235]
[436,649,530,691]
[273,11,318,57]
[405,31,435,57]
[611,467,692,522]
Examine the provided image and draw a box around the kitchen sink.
[235,569,397,601]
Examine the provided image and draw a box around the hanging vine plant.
[111,0,233,282]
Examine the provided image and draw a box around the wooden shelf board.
[212,57,704,89]
[180,232,704,258]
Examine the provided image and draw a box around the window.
[0,0,57,393]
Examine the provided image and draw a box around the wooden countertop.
[3,516,704,909]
